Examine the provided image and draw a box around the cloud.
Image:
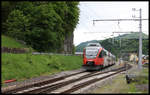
[74,1,149,46]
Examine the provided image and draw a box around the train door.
[83,48,86,65]
[97,49,106,66]
[103,51,108,66]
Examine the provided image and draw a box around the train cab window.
[99,50,106,58]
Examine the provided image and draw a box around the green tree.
[1,1,18,34]
[5,10,30,41]
[4,1,79,52]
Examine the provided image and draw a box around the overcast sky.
[73,1,149,46]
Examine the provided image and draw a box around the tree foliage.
[1,1,18,34]
[3,1,79,52]
[100,38,149,59]
[6,10,30,40]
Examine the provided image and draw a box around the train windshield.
[85,47,99,59]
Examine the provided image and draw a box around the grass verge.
[91,67,148,93]
[2,53,83,85]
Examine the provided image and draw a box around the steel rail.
[2,70,86,94]
[19,65,125,94]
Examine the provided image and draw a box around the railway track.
[2,70,87,94]
[61,67,127,94]
[2,64,131,94]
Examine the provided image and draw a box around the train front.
[82,43,102,70]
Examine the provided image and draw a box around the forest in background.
[76,32,149,59]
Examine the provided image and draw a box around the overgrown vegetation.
[2,53,82,84]
[2,1,79,52]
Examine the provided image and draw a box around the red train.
[83,43,116,70]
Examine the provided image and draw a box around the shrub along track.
[2,64,131,94]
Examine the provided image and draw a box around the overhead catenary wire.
[81,4,112,40]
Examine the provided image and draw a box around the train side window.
[99,51,102,58]
[99,50,105,58]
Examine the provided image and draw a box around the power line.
[93,18,148,22]
[93,8,148,70]
[83,4,101,18]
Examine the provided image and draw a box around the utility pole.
[132,8,143,70]
[135,8,143,70]
[139,8,142,70]
[93,9,148,70]
[119,34,121,47]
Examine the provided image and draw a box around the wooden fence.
[1,47,28,54]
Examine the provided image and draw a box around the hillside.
[114,32,148,40]
[75,40,100,52]
[75,32,149,58]
[2,35,27,48]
